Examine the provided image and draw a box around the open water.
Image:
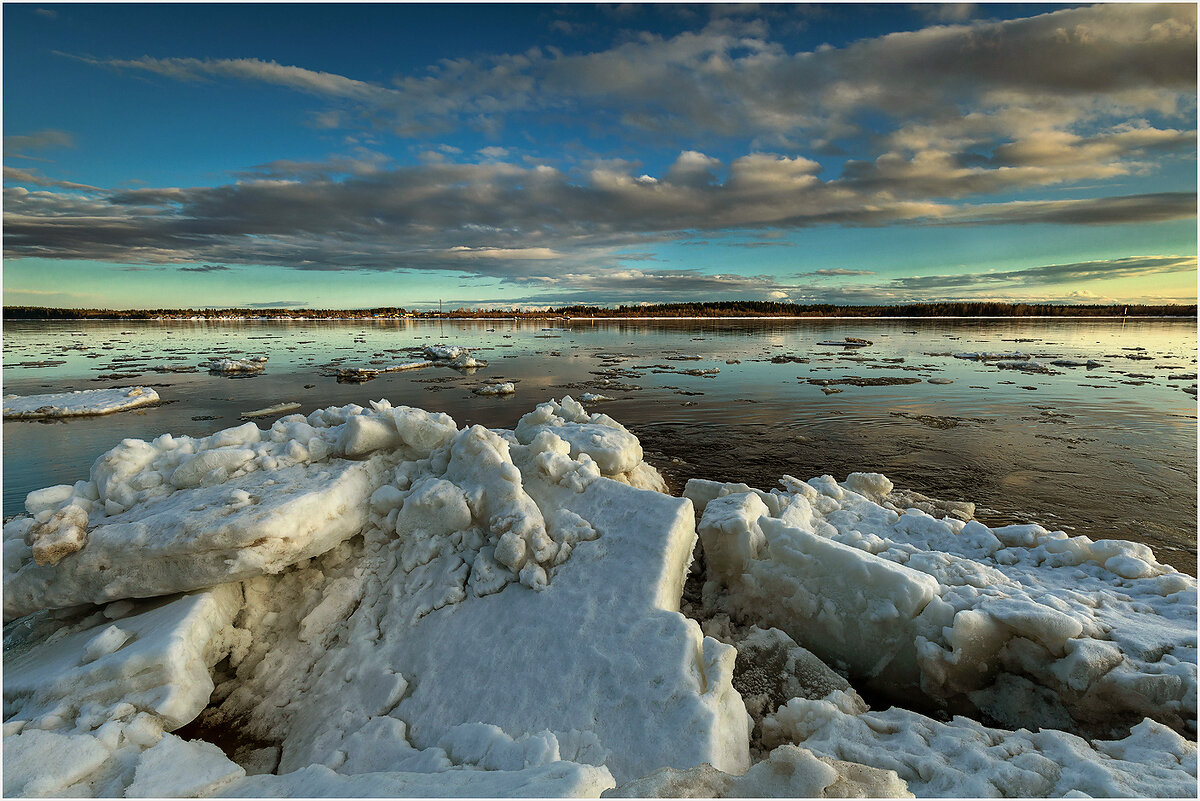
[3,317,1196,573]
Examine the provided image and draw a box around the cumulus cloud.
[4,153,1195,278]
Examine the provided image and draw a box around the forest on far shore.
[4,301,1195,320]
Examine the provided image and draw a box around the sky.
[2,2,1196,310]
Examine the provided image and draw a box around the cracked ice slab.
[205,404,749,784]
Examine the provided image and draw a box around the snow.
[3,387,160,420]
[2,398,1194,798]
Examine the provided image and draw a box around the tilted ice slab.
[2,387,159,420]
[687,473,1197,737]
[4,584,243,731]
[762,690,1196,798]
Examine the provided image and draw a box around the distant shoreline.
[4,315,1198,322]
[5,301,1196,322]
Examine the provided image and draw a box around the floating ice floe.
[474,382,516,396]
[578,393,614,403]
[202,356,268,375]
[817,338,872,347]
[423,345,487,369]
[953,352,1031,361]
[1051,359,1104,368]
[2,399,1195,798]
[2,387,160,420]
[336,362,435,382]
[241,403,302,419]
[995,360,1057,374]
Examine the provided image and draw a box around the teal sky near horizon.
[3,3,1197,310]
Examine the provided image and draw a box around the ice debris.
[202,356,268,374]
[423,344,487,369]
[474,382,516,396]
[3,387,160,420]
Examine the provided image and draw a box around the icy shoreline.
[2,398,1195,797]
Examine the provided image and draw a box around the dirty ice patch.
[3,387,160,420]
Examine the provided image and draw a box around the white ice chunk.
[125,734,246,797]
[515,396,644,476]
[2,728,111,797]
[764,694,1197,797]
[474,382,516,396]
[5,457,386,619]
[3,387,160,420]
[4,584,243,730]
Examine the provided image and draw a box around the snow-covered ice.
[3,387,160,420]
[474,382,516,395]
[423,345,487,369]
[2,398,1194,798]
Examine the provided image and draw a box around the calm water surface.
[4,317,1196,573]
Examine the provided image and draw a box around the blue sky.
[3,2,1196,310]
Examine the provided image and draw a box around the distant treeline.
[552,301,1198,318]
[2,306,413,320]
[3,301,1196,320]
